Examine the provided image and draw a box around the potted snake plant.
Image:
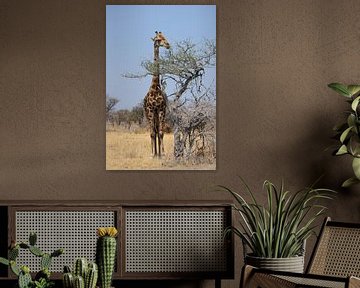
[220,178,334,273]
[328,83,360,187]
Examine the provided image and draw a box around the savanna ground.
[106,126,216,170]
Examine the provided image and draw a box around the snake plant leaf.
[328,83,351,97]
[347,85,360,97]
[352,157,360,180]
[336,145,348,155]
[342,177,360,188]
[351,96,360,111]
[340,126,353,143]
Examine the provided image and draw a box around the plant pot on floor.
[245,254,304,273]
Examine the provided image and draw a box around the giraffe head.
[152,31,170,49]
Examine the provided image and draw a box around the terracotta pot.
[245,254,305,273]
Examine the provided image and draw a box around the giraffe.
[144,31,170,157]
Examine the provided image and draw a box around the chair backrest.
[307,217,360,277]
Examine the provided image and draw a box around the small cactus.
[63,259,98,288]
[74,258,88,279]
[74,275,85,288]
[63,272,74,288]
[18,269,32,288]
[10,260,20,276]
[41,253,52,270]
[29,245,44,257]
[0,232,63,288]
[9,246,19,260]
[35,268,50,281]
[85,263,98,288]
[51,248,64,257]
[29,232,37,246]
[96,227,118,288]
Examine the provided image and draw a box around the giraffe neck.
[152,42,160,88]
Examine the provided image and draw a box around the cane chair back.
[307,217,360,277]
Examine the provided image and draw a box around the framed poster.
[106,5,216,170]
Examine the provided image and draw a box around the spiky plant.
[96,227,118,288]
[220,178,335,258]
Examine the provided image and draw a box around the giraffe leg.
[148,114,157,157]
[158,111,166,156]
[151,130,156,156]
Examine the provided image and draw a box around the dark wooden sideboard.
[0,201,234,288]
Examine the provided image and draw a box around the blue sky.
[106,5,216,110]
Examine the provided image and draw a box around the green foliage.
[328,83,360,187]
[220,178,335,258]
[0,232,63,288]
[32,278,54,288]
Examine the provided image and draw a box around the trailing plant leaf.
[352,157,360,179]
[342,177,360,188]
[328,83,351,97]
[340,126,353,143]
[347,85,360,97]
[329,82,360,186]
[351,96,360,111]
[336,145,348,155]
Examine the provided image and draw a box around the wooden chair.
[241,217,360,288]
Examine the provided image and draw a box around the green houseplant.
[0,232,63,288]
[328,82,360,187]
[220,179,334,272]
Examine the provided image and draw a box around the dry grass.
[106,130,216,170]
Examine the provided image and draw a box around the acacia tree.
[125,39,216,161]
[106,96,119,123]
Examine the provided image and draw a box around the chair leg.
[240,265,255,288]
[240,265,296,288]
[215,278,221,288]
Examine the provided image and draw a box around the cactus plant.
[74,258,88,279]
[85,262,98,288]
[0,232,63,288]
[62,259,98,288]
[73,275,85,288]
[63,272,74,288]
[18,268,32,288]
[96,227,118,288]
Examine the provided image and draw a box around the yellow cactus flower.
[96,227,118,237]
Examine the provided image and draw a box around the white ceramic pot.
[245,254,305,273]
